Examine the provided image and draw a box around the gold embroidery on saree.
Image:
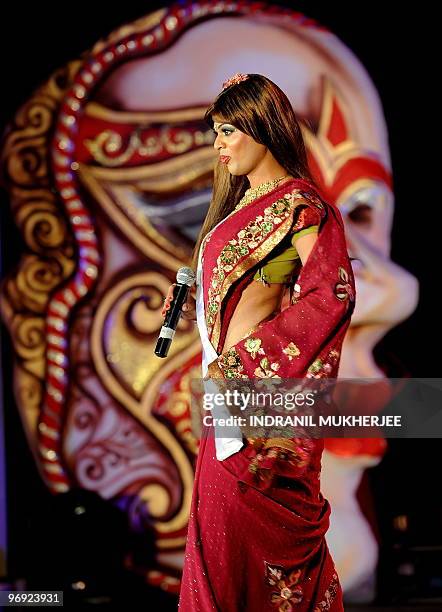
[307,349,341,379]
[217,347,248,379]
[244,337,262,359]
[265,562,304,610]
[283,342,301,360]
[334,266,355,302]
[254,356,281,378]
[206,190,311,351]
[313,573,339,611]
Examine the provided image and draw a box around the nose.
[213,133,224,151]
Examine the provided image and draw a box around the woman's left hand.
[181,292,197,321]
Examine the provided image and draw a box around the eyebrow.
[213,122,233,132]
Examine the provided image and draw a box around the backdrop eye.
[348,203,372,224]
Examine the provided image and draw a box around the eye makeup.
[213,123,236,135]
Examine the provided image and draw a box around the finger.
[181,309,196,320]
[161,297,173,317]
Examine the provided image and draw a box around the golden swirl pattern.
[11,316,46,367]
[93,271,198,398]
[16,198,69,251]
[0,59,81,445]
[2,63,79,190]
[84,126,212,167]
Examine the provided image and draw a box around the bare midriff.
[220,280,285,353]
[218,176,302,354]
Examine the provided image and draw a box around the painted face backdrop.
[0,0,418,595]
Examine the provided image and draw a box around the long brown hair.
[191,74,314,269]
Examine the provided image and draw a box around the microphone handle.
[155,283,190,358]
[154,336,173,359]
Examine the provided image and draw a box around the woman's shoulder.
[275,178,323,204]
[278,181,327,222]
[289,181,325,205]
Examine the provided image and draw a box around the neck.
[246,158,289,189]
[247,173,290,190]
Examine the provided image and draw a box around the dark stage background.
[0,1,440,609]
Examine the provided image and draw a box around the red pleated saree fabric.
[179,179,354,611]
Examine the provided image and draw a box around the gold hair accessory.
[222,73,249,90]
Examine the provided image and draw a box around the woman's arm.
[293,230,318,266]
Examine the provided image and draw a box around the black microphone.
[155,267,196,358]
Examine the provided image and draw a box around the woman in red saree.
[171,74,355,611]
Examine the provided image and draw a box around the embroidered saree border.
[206,189,320,352]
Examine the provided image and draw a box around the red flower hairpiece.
[222,73,249,90]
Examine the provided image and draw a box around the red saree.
[179,179,355,611]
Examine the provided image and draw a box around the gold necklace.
[234,175,290,211]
